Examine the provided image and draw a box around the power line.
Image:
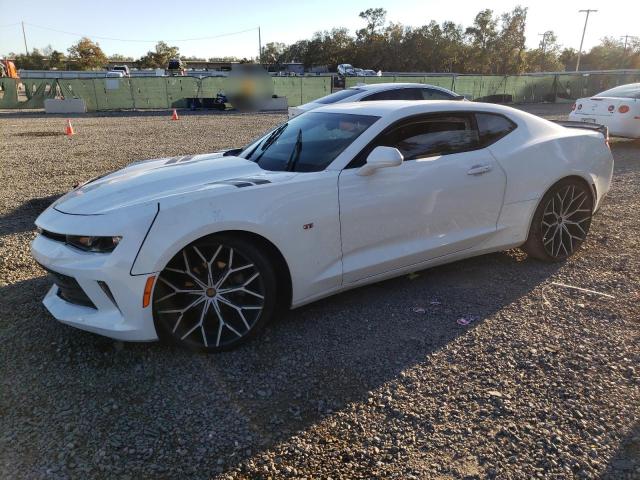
[22,22,259,43]
[0,22,20,28]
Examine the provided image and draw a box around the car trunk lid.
[577,97,622,116]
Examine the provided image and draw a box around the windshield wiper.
[285,128,303,172]
[246,123,288,161]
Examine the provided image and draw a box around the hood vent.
[209,177,271,188]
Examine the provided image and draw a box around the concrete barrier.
[44,98,87,113]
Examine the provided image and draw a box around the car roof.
[355,82,453,93]
[315,99,516,116]
[593,82,640,98]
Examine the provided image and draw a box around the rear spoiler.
[552,120,608,140]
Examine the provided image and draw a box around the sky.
[0,0,638,60]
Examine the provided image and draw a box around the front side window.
[240,112,379,172]
[315,88,363,104]
[379,114,479,160]
[475,113,517,147]
[361,88,424,101]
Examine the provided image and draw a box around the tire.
[152,234,277,352]
[522,178,594,262]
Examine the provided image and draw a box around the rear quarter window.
[475,113,517,147]
[420,88,454,100]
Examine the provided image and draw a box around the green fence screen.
[2,72,639,111]
[347,72,640,102]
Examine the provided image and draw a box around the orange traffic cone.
[65,119,75,136]
[171,109,179,121]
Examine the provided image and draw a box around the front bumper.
[31,205,160,342]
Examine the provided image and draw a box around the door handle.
[467,164,492,176]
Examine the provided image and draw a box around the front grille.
[39,265,96,309]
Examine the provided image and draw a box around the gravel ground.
[1,105,639,479]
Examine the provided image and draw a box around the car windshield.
[239,112,379,172]
[315,88,363,104]
[595,83,640,99]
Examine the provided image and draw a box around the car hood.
[52,152,288,215]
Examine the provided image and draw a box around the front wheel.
[152,235,277,352]
[522,179,594,262]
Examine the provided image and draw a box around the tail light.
[571,103,576,111]
[577,103,582,110]
[608,105,615,112]
[618,105,630,113]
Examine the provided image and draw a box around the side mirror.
[357,146,404,176]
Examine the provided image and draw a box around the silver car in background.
[288,82,464,118]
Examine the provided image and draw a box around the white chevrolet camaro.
[32,101,613,352]
[569,83,640,138]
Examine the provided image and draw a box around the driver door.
[338,113,507,284]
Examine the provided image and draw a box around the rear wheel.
[523,178,593,262]
[152,235,277,352]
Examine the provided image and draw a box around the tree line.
[263,7,640,73]
[7,6,640,73]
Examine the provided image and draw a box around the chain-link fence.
[346,71,640,102]
[0,76,332,110]
[1,72,638,111]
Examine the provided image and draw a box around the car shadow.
[0,194,59,236]
[0,250,562,477]
[600,421,640,479]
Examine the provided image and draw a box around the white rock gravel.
[0,107,638,479]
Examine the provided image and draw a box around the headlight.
[66,235,122,253]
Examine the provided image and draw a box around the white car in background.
[569,83,640,138]
[32,101,612,352]
[288,83,463,118]
[337,64,356,76]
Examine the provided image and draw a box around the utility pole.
[620,35,636,53]
[575,9,597,71]
[538,31,552,71]
[538,31,552,54]
[258,26,262,65]
[621,35,637,68]
[21,21,29,55]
